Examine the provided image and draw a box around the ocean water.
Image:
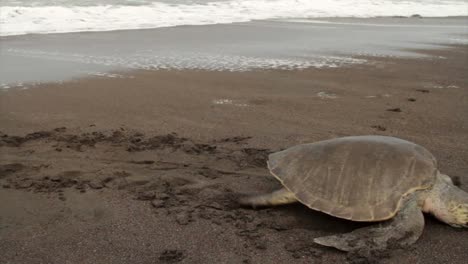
[1,17,467,86]
[1,1,467,86]
[1,0,467,36]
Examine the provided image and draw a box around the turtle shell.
[268,136,437,221]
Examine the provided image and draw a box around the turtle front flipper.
[239,188,297,208]
[314,198,424,252]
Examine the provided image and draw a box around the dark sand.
[1,45,467,264]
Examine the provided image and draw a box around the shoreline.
[0,43,465,89]
[1,45,467,146]
[2,16,467,38]
[2,17,467,85]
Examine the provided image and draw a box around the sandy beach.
[1,37,467,263]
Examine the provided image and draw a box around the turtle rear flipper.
[314,199,424,252]
[239,188,297,208]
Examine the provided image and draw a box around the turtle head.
[422,173,468,228]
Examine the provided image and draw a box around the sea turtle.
[239,135,468,252]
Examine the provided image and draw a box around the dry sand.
[1,45,467,264]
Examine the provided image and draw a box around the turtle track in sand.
[1,128,305,260]
[0,128,427,262]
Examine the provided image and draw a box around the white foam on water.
[82,71,134,78]
[1,0,467,36]
[0,82,28,89]
[213,99,234,105]
[5,48,367,71]
[448,38,468,44]
[0,79,47,89]
[365,94,392,98]
[212,99,248,107]
[430,84,460,89]
[317,91,338,99]
[280,18,468,28]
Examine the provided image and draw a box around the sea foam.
[1,0,467,36]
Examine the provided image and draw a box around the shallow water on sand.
[1,17,467,86]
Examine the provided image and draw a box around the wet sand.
[2,17,467,85]
[1,45,468,263]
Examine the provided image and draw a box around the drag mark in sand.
[0,128,285,257]
[4,126,466,262]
